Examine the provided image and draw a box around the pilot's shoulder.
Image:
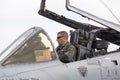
[69,43,76,50]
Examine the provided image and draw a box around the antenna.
[100,0,120,24]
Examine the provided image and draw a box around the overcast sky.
[0,0,120,53]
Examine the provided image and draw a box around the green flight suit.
[56,42,76,63]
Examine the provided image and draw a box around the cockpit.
[38,0,120,61]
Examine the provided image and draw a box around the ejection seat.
[70,29,89,61]
[70,29,109,61]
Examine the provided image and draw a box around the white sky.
[0,0,120,53]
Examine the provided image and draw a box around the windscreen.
[3,31,55,65]
[0,28,34,61]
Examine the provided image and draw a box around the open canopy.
[68,0,120,25]
[38,0,120,46]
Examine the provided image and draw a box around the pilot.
[56,31,76,63]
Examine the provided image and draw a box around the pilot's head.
[57,31,68,46]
